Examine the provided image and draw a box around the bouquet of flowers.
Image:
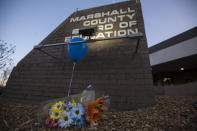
[44,86,110,129]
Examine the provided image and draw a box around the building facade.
[149,27,197,86]
[3,0,155,110]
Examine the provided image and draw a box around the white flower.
[58,111,73,128]
[68,102,74,111]
[70,103,85,119]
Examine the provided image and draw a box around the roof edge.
[149,26,197,54]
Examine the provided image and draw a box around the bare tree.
[0,67,12,86]
[0,40,15,87]
[0,40,15,70]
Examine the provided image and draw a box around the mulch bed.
[0,96,197,131]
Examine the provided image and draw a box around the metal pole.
[34,33,143,49]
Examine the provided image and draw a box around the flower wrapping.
[41,85,110,129]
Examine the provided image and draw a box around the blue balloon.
[68,37,88,62]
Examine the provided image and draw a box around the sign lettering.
[65,7,138,42]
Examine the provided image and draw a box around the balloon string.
[68,62,76,97]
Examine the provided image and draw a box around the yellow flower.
[59,101,64,104]
[51,101,64,111]
[49,109,63,120]
[72,99,77,106]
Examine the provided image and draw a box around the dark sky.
[0,0,197,65]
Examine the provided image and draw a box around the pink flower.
[45,117,59,128]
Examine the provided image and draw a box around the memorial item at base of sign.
[67,37,88,97]
[68,37,88,62]
[38,85,110,129]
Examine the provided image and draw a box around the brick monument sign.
[4,0,155,110]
